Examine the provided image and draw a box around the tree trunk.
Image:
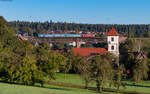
[85,80,88,89]
[96,80,102,92]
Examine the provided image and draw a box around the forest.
[1,16,150,93]
[8,21,150,38]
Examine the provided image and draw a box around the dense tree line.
[120,38,150,58]
[67,52,150,92]
[0,17,66,86]
[120,39,150,80]
[8,21,150,37]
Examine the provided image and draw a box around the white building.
[107,28,119,57]
[66,41,76,47]
[66,41,86,47]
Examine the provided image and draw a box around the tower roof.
[107,28,119,36]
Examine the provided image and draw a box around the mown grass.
[51,73,86,86]
[0,82,118,94]
[0,73,150,94]
[51,73,150,93]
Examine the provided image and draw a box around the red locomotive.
[82,34,95,37]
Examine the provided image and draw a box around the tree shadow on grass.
[0,80,70,91]
[0,80,149,94]
[121,79,150,88]
[122,93,141,94]
[125,83,150,88]
[34,84,70,91]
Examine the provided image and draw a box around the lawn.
[0,73,150,94]
[0,82,118,94]
[51,73,150,93]
[51,73,86,86]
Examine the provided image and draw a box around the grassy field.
[51,73,150,93]
[0,73,150,94]
[0,82,118,94]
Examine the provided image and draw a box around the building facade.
[107,28,119,57]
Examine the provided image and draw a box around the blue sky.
[0,0,150,24]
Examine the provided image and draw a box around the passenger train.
[38,34,95,38]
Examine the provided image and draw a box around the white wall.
[107,36,119,44]
[107,36,119,56]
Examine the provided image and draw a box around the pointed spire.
[107,28,119,36]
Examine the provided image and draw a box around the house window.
[111,46,114,50]
[111,37,114,41]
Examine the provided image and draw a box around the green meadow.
[51,73,150,93]
[0,82,118,94]
[0,73,150,94]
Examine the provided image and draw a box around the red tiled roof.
[107,28,119,36]
[73,48,108,56]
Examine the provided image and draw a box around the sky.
[0,0,150,24]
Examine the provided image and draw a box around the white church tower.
[107,28,119,57]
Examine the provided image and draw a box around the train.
[38,34,95,38]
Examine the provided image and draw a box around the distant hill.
[8,20,150,38]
